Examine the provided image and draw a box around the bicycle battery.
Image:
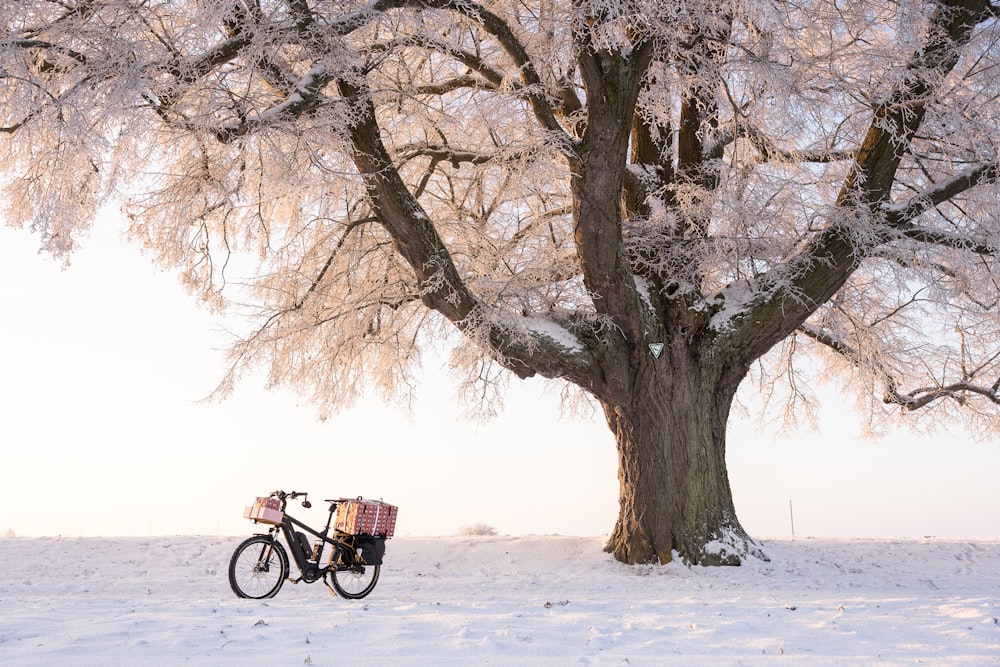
[295,531,312,560]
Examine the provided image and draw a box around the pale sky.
[2,216,999,541]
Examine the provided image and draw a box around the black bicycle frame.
[271,507,354,582]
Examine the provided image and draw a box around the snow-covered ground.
[1,535,998,665]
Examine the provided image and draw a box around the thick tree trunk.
[602,339,763,566]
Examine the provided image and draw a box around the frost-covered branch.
[396,142,520,167]
[730,122,855,164]
[798,322,1000,413]
[368,35,509,90]
[375,0,576,152]
[8,38,88,67]
[723,0,992,367]
[884,379,1000,411]
[796,322,860,365]
[336,73,600,386]
[673,12,732,210]
[8,0,1000,450]
[837,0,991,206]
[413,75,495,96]
[891,162,1000,218]
[895,226,998,255]
[213,62,339,142]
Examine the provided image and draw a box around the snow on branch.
[161,36,249,89]
[214,62,341,142]
[894,226,998,256]
[882,162,1000,228]
[522,314,585,353]
[884,377,1000,412]
[458,306,601,389]
[882,161,1000,255]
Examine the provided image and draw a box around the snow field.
[1,535,998,665]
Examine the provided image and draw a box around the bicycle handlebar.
[270,490,311,509]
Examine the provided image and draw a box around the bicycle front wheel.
[331,563,380,599]
[229,535,288,599]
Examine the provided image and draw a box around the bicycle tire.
[228,535,288,599]
[331,563,380,599]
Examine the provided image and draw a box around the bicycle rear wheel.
[229,535,288,599]
[331,563,380,599]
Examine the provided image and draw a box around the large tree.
[4,0,1000,564]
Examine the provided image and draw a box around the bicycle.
[228,490,396,600]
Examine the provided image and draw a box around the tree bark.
[602,336,761,565]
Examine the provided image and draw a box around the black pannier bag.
[354,536,387,565]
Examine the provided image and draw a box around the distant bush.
[457,523,497,536]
